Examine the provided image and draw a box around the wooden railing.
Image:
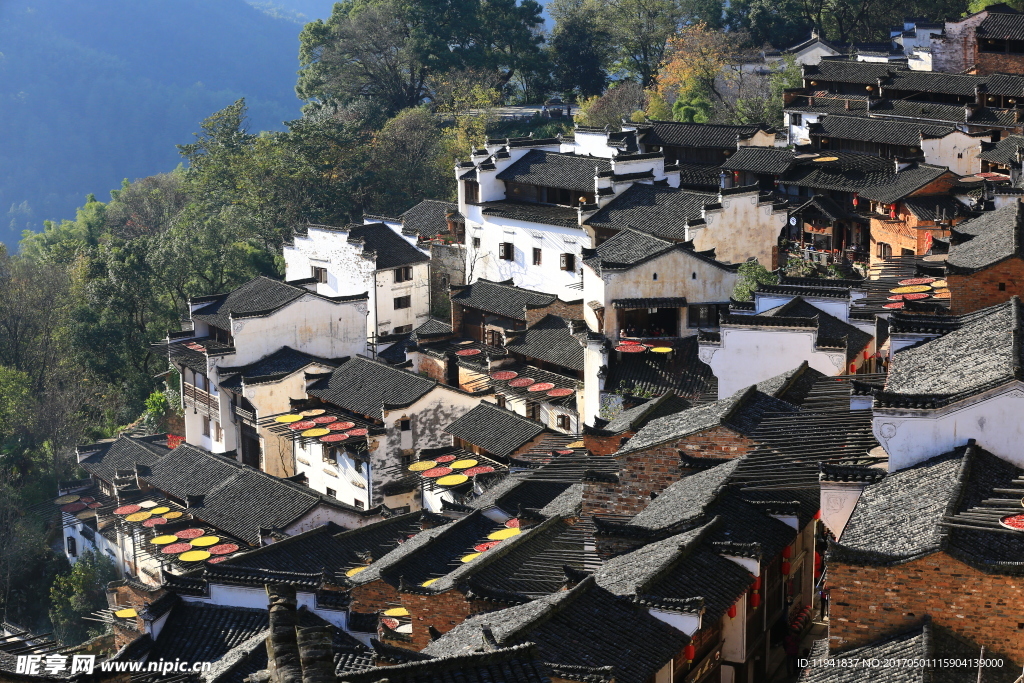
[183,383,219,417]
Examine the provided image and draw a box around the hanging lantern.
[728,604,737,619]
[752,576,761,592]
[850,362,857,374]
[782,546,792,559]
[733,171,741,183]
[852,192,859,207]
[684,644,696,663]
[782,561,792,576]
[889,204,897,220]
[751,592,761,608]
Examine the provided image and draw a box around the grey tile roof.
[338,643,553,683]
[803,59,895,85]
[496,149,611,192]
[808,114,954,147]
[720,147,797,174]
[146,602,268,665]
[190,277,310,331]
[451,279,558,320]
[736,297,873,363]
[444,402,547,458]
[604,336,718,399]
[901,195,969,222]
[673,162,724,190]
[597,393,692,434]
[585,183,713,239]
[399,199,458,237]
[504,315,584,371]
[217,347,339,390]
[582,228,676,275]
[979,134,1024,166]
[862,164,953,205]
[77,435,170,485]
[478,200,581,227]
[307,356,437,418]
[946,201,1024,272]
[469,476,576,517]
[754,362,827,406]
[978,10,1024,40]
[780,153,951,204]
[882,298,1024,402]
[631,460,741,530]
[791,195,855,222]
[423,576,689,683]
[803,622,1020,683]
[347,222,430,270]
[616,386,797,455]
[640,121,767,149]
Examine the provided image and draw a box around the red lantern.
[752,576,761,592]
[782,561,792,575]
[852,192,859,207]
[782,546,792,559]
[684,644,696,663]
[733,171,740,183]
[751,592,761,608]
[889,203,897,219]
[850,362,856,374]
[814,510,821,520]
[728,604,737,619]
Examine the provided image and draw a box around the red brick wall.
[582,426,756,517]
[388,589,501,651]
[525,299,584,328]
[584,431,634,456]
[417,355,447,383]
[350,580,401,614]
[829,553,1024,664]
[948,258,1024,314]
[974,52,1024,76]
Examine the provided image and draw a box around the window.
[496,395,506,408]
[791,113,802,126]
[394,266,413,282]
[688,304,726,328]
[465,180,480,203]
[556,414,571,430]
[354,499,365,510]
[66,536,77,557]
[1000,282,1007,291]
[213,421,222,442]
[472,237,481,248]
[400,419,411,432]
[499,242,514,260]
[394,295,411,309]
[876,242,892,260]
[325,487,336,498]
[195,373,207,391]
[901,248,915,256]
[526,402,540,420]
[393,324,413,334]
[560,253,576,271]
[312,266,328,283]
[533,247,542,265]
[202,416,211,437]
[653,273,658,281]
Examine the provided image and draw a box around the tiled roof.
[77,435,170,485]
[146,602,267,665]
[803,59,894,85]
[901,195,968,222]
[597,393,692,434]
[505,315,584,371]
[754,362,827,406]
[945,201,1024,272]
[978,10,1024,40]
[978,134,1024,166]
[218,347,339,390]
[377,318,454,365]
[859,163,954,207]
[347,222,430,270]
[444,402,546,458]
[782,155,952,205]
[882,298,1024,403]
[631,460,741,530]
[803,622,1020,683]
[833,445,1024,574]
[673,162,723,190]
[604,335,717,399]
[496,149,611,192]
[400,199,458,237]
[640,121,768,149]
[424,576,689,683]
[450,279,558,320]
[884,69,991,97]
[307,356,437,417]
[190,277,311,331]
[582,228,677,275]
[470,476,576,516]
[478,200,581,227]
[616,386,797,455]
[791,195,854,222]
[808,114,954,146]
[720,147,797,174]
[338,643,553,683]
[736,297,874,362]
[585,183,713,239]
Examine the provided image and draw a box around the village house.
[282,221,431,343]
[911,3,1024,76]
[60,435,381,585]
[161,276,367,471]
[943,200,1024,312]
[288,356,486,512]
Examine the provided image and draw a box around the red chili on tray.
[382,618,399,629]
[555,449,574,455]
[490,370,518,380]
[421,467,453,478]
[547,387,574,397]
[346,428,369,437]
[208,543,240,555]
[883,302,905,309]
[462,466,495,476]
[289,421,318,430]
[320,433,349,443]
[434,455,457,463]
[61,502,87,513]
[114,505,142,515]
[207,556,229,564]
[143,518,168,527]
[88,502,103,509]
[474,541,501,552]
[311,415,338,424]
[505,518,520,528]
[80,497,95,503]
[898,277,936,286]
[456,348,482,356]
[175,528,206,539]
[327,421,355,430]
[528,382,556,392]
[161,543,193,555]
[615,345,647,353]
[509,377,535,387]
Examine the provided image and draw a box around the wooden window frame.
[394,295,412,310]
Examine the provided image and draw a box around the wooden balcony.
[183,383,219,417]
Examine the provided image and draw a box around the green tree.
[575,81,646,128]
[367,107,450,213]
[549,0,611,98]
[733,260,779,300]
[49,551,118,646]
[599,0,684,88]
[726,0,810,48]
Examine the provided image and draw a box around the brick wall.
[868,206,956,265]
[524,299,584,328]
[388,589,501,651]
[417,355,447,383]
[828,552,1024,664]
[974,52,1024,77]
[350,580,401,614]
[582,426,756,517]
[584,430,634,456]
[948,258,1024,314]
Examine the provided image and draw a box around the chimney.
[266,585,302,683]
[296,624,335,683]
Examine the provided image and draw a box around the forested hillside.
[0,0,304,246]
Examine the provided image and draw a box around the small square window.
[999,282,1007,291]
[312,266,328,283]
[496,395,506,408]
[560,253,576,271]
[533,247,542,265]
[400,419,411,431]
[499,242,514,260]
[791,113,802,126]
[202,416,211,437]
[472,237,481,248]
[556,414,570,430]
[394,295,412,309]
[394,324,413,334]
[394,266,413,282]
[354,499,365,510]
[325,487,336,498]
